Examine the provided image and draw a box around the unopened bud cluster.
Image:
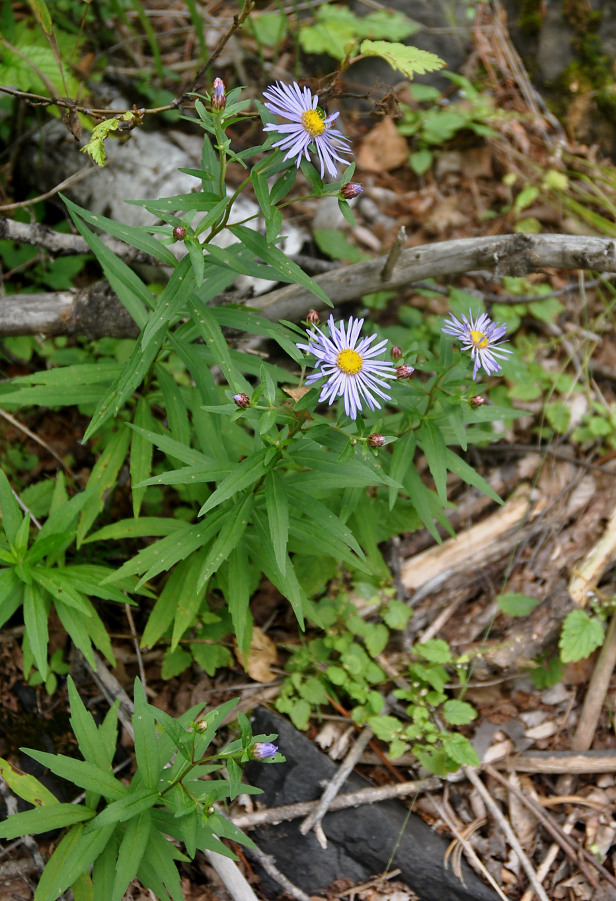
[233,393,250,408]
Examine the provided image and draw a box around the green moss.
[518,0,543,34]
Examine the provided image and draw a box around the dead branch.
[1,233,616,338]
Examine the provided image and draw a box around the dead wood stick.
[495,749,616,774]
[231,776,441,830]
[571,613,616,751]
[463,767,550,901]
[568,500,616,606]
[298,723,374,841]
[2,233,616,338]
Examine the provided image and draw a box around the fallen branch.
[1,233,616,337]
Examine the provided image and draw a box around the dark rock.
[245,709,499,901]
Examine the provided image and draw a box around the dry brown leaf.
[234,625,278,682]
[283,386,310,403]
[357,117,408,173]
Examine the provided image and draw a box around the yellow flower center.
[337,348,363,375]
[301,109,326,138]
[470,329,489,349]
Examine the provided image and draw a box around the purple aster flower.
[442,310,512,379]
[296,315,397,420]
[262,81,352,179]
[251,741,278,760]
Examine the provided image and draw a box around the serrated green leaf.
[497,592,541,617]
[0,757,57,807]
[441,732,479,767]
[416,638,452,664]
[55,598,115,669]
[361,40,445,79]
[250,510,306,627]
[137,825,184,901]
[32,568,92,616]
[442,699,477,726]
[287,486,363,556]
[0,803,93,840]
[559,609,605,663]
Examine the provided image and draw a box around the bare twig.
[380,226,406,282]
[231,776,440,830]
[571,613,616,752]
[242,845,313,901]
[299,723,374,841]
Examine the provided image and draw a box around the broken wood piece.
[568,500,616,606]
[570,613,616,752]
[400,485,532,594]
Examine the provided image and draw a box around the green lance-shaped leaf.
[0,757,58,807]
[63,195,177,268]
[92,835,119,901]
[132,678,160,790]
[0,803,94,840]
[0,569,23,630]
[444,448,503,505]
[230,224,332,306]
[198,493,254,590]
[67,676,111,771]
[23,749,127,800]
[32,568,93,617]
[34,822,115,901]
[0,469,22,544]
[23,581,50,679]
[83,786,159,832]
[199,447,273,516]
[419,419,448,503]
[188,299,251,393]
[130,397,155,517]
[77,425,131,546]
[112,809,152,901]
[136,826,184,901]
[360,40,445,79]
[264,471,289,576]
[224,543,253,660]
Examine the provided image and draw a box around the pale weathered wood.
[1,233,616,337]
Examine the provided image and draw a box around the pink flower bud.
[212,78,226,111]
[173,226,187,240]
[306,310,320,325]
[340,183,363,200]
[233,393,250,408]
[395,365,415,379]
[470,395,486,407]
[391,345,403,361]
[367,433,385,448]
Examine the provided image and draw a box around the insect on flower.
[296,315,397,420]
[442,310,512,379]
[262,81,352,179]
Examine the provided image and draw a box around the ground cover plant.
[2,1,616,899]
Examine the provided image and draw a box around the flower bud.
[340,182,363,200]
[367,433,385,448]
[391,345,403,361]
[211,77,226,111]
[470,395,485,407]
[251,741,278,760]
[173,225,187,241]
[306,309,320,325]
[395,365,415,379]
[233,393,250,408]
